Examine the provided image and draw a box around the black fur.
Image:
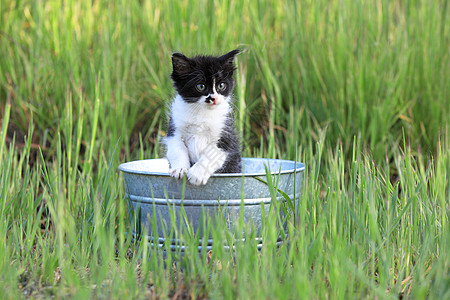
[168,49,242,173]
[215,111,241,173]
[167,116,175,137]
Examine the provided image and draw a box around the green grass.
[1,0,449,298]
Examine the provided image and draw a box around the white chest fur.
[170,94,230,161]
[165,94,231,185]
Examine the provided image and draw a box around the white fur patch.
[165,93,231,185]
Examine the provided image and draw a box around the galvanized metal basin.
[119,158,304,251]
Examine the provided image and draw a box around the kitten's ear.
[171,53,191,75]
[220,49,241,65]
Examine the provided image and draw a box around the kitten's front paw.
[169,168,189,179]
[187,164,211,186]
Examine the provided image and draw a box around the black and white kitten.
[164,49,242,185]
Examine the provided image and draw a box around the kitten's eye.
[196,84,206,92]
[217,82,227,91]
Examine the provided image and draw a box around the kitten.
[164,49,242,185]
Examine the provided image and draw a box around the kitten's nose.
[205,95,216,104]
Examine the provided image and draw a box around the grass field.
[1,0,449,298]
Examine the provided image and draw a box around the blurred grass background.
[1,0,448,163]
[0,0,449,298]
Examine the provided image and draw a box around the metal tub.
[119,158,304,251]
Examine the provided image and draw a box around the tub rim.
[118,157,305,177]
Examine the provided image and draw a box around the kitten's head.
[170,49,240,108]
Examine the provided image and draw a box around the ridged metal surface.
[119,158,304,250]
